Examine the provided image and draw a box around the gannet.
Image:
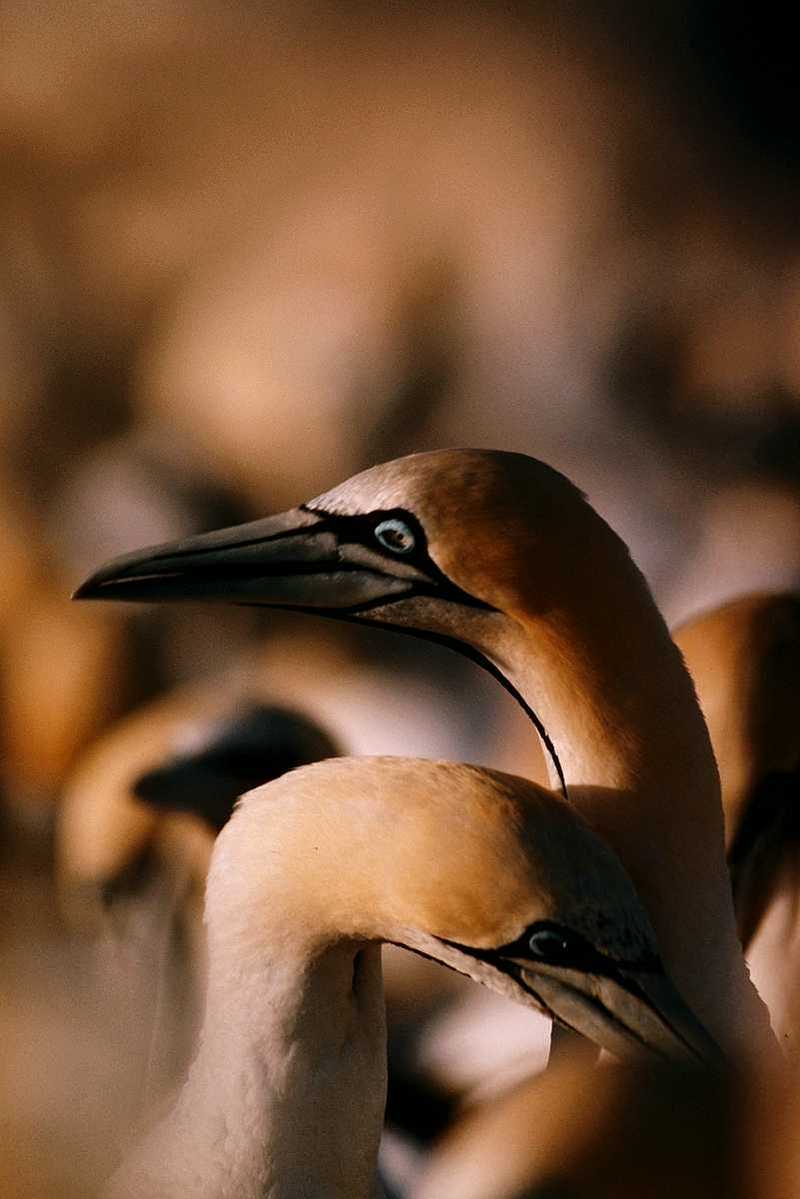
[106,755,716,1198]
[75,448,774,1057]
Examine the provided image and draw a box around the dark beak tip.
[71,544,165,602]
[72,578,96,601]
[72,566,124,601]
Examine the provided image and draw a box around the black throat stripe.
[300,503,569,800]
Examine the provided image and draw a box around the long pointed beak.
[516,961,723,1066]
[73,509,416,611]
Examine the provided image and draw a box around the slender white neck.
[107,940,387,1199]
[486,590,775,1058]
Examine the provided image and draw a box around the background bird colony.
[2,3,800,1196]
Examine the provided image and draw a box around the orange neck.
[482,571,773,1058]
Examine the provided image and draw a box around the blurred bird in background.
[4,1,800,1195]
[675,594,800,1059]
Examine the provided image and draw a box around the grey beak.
[73,508,415,611]
[517,961,723,1066]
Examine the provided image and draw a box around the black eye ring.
[374,517,416,555]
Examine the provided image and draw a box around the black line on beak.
[143,520,323,563]
[89,556,398,592]
[595,970,708,1064]
[387,937,581,1042]
[73,502,565,793]
[439,935,708,1064]
[500,958,656,1054]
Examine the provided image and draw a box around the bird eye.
[374,518,416,555]
[527,926,579,961]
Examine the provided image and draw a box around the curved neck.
[508,599,719,796]
[107,941,387,1199]
[487,574,774,1056]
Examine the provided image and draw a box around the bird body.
[77,449,774,1058]
[674,592,800,1056]
[411,1054,742,1199]
[673,593,800,873]
[106,756,715,1199]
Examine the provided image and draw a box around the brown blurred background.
[2,2,800,1194]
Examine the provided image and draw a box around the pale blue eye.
[374,518,416,555]
[528,928,572,959]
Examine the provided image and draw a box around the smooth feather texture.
[75,449,775,1056]
[106,755,694,1199]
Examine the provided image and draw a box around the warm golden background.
[2,3,799,1195]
